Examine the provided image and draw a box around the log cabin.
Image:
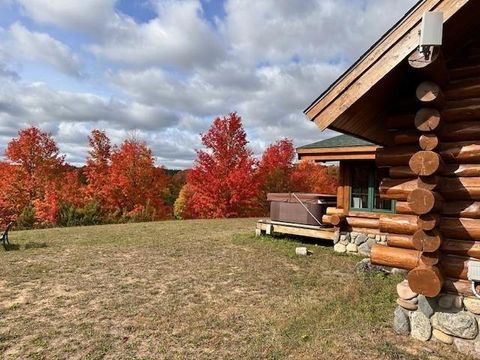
[302,0,480,351]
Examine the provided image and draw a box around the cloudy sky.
[0,0,418,168]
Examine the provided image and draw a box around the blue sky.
[0,0,418,168]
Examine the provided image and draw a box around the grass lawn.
[0,218,466,359]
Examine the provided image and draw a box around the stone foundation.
[394,279,480,358]
[333,231,386,257]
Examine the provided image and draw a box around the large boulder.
[432,311,478,339]
[393,306,410,335]
[410,311,432,341]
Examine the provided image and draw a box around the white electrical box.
[420,12,443,46]
[468,261,480,281]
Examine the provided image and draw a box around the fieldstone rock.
[339,234,348,245]
[350,232,359,238]
[418,295,436,318]
[295,247,308,256]
[334,243,346,253]
[464,297,480,315]
[397,298,418,311]
[354,258,385,275]
[432,311,478,339]
[438,294,463,309]
[432,329,453,345]
[454,338,479,359]
[397,280,418,300]
[410,311,432,341]
[375,234,381,241]
[394,306,410,335]
[358,238,376,257]
[355,233,368,246]
[391,268,409,276]
[346,243,358,253]
[333,230,341,244]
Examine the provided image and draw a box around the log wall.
[370,47,480,297]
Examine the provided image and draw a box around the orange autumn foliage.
[187,113,258,218]
[106,138,170,220]
[291,160,338,194]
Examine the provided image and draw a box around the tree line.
[0,113,337,228]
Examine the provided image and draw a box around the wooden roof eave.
[304,0,470,136]
[297,145,379,162]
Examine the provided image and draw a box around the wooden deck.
[256,219,336,240]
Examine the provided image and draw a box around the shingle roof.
[297,134,375,150]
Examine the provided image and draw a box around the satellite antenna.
[418,11,443,61]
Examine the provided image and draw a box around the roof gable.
[304,0,473,143]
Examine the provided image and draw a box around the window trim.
[349,164,395,213]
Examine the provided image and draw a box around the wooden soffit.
[304,0,471,143]
[297,145,378,162]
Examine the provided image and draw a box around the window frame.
[349,163,395,213]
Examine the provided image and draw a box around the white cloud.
[222,0,418,65]
[16,0,117,33]
[90,0,224,69]
[6,23,83,77]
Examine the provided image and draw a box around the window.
[350,163,394,213]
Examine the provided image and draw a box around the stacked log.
[372,50,448,297]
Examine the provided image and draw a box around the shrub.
[16,204,36,229]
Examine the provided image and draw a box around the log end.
[407,266,443,297]
[407,188,441,215]
[409,151,442,176]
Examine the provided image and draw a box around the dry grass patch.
[0,218,466,359]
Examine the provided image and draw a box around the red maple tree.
[187,113,258,218]
[256,138,296,213]
[107,138,170,220]
[291,160,338,194]
[84,129,112,209]
[3,127,65,225]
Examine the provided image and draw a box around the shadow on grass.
[24,242,48,250]
[3,243,21,251]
